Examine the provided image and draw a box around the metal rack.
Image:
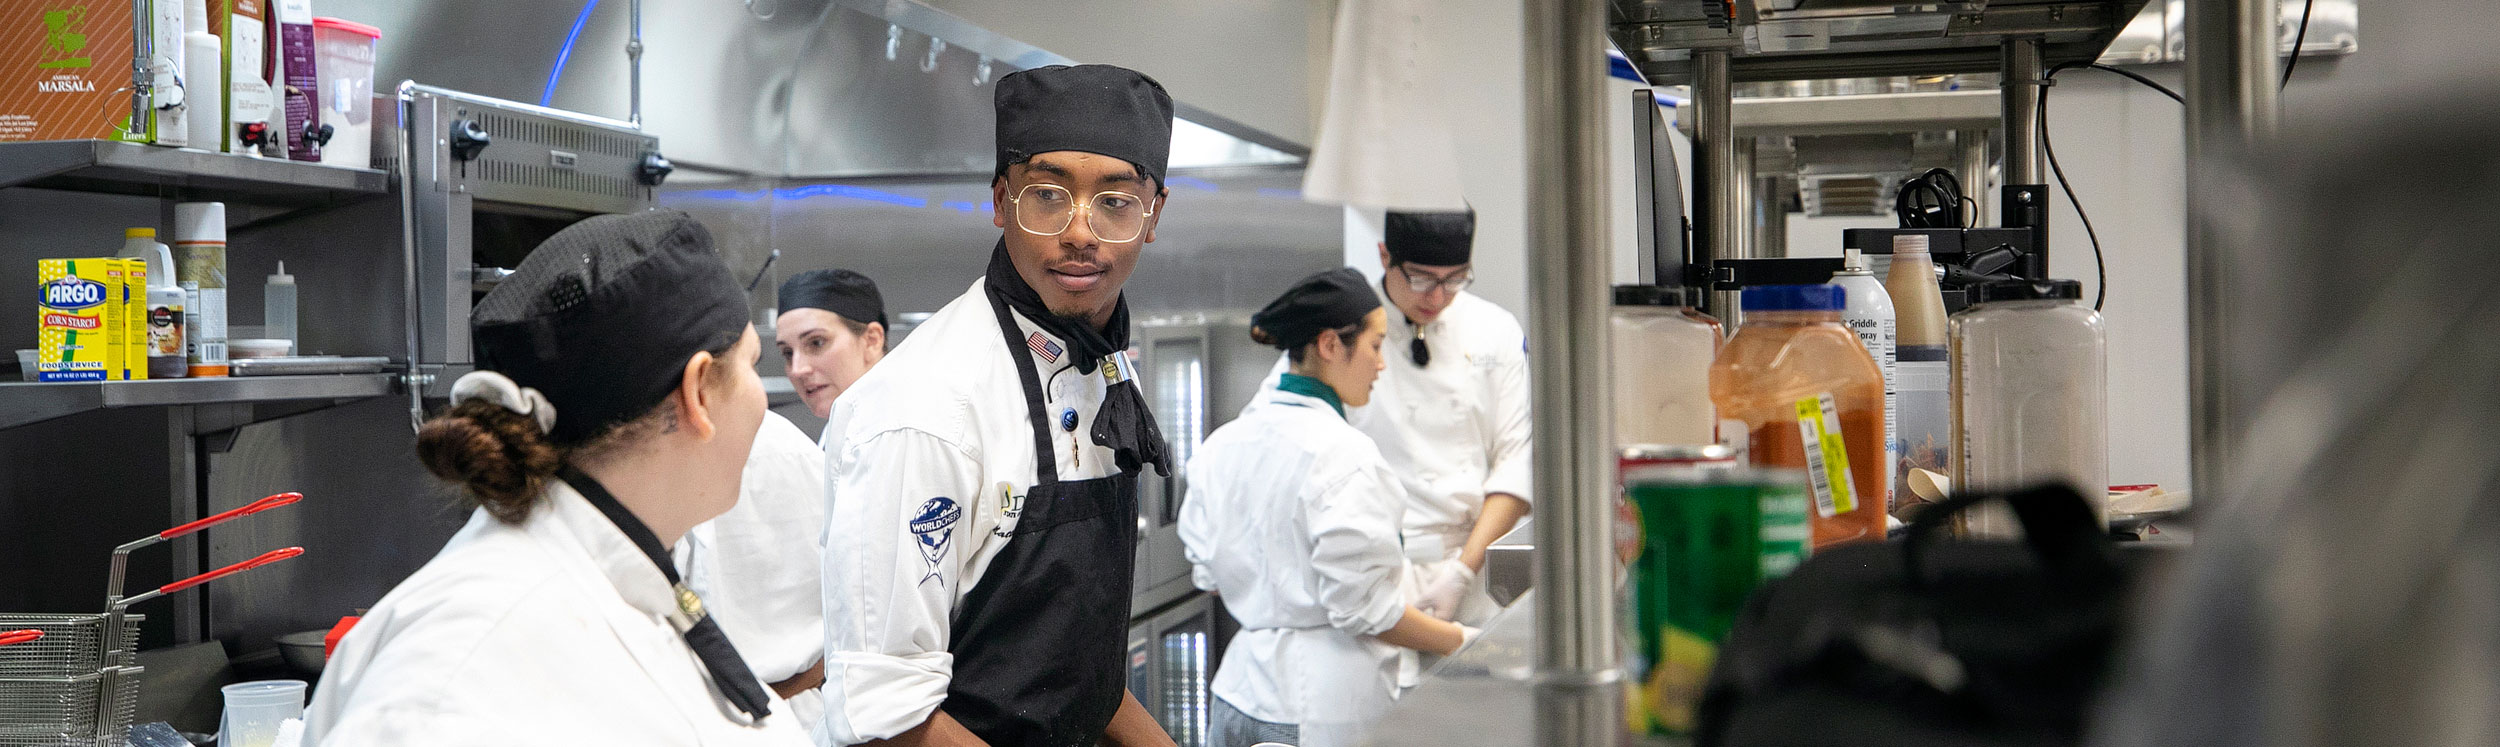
[1609,0,2153,85]
[0,141,400,645]
[1493,1,2287,745]
[0,375,398,431]
[0,140,388,206]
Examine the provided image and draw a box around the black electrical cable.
[2035,80,2106,311]
[1894,168,1967,229]
[2034,61,2184,311]
[2282,0,2317,88]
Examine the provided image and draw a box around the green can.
[1622,465,1811,736]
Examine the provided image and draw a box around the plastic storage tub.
[311,18,381,169]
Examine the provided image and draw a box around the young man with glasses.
[815,64,1178,747]
[1364,209,1532,628]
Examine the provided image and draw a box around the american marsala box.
[0,1,166,142]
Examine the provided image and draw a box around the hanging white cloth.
[1300,0,1471,212]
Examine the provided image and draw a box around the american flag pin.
[1026,331,1063,364]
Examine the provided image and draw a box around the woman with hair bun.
[1179,268,1477,747]
[303,211,808,745]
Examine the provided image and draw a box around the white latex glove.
[1459,624,1483,651]
[1416,559,1476,621]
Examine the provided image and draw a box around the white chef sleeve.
[819,427,984,745]
[1479,345,1536,506]
[1307,460,1410,638]
[1177,455,1219,592]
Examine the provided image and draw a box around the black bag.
[1695,485,2135,747]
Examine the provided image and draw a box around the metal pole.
[629,0,646,128]
[1956,129,1992,226]
[1524,0,1620,744]
[2183,0,2279,506]
[1754,174,1788,257]
[1693,49,1740,321]
[1732,136,1756,261]
[2000,38,2043,187]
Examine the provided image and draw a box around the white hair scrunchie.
[449,370,558,435]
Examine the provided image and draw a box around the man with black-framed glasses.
[1360,209,1533,629]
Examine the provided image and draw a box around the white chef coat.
[1255,288,1532,542]
[304,482,809,746]
[1250,285,1530,626]
[815,280,1122,745]
[681,410,828,738]
[1181,385,1411,746]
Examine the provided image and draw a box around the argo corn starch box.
[38,258,115,381]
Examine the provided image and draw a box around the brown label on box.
[0,2,135,141]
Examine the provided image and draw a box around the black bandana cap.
[471,210,749,447]
[995,64,1175,187]
[1253,268,1382,351]
[777,268,886,326]
[1385,209,1476,267]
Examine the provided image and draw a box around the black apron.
[942,295,1141,746]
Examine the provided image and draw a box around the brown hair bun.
[415,400,564,523]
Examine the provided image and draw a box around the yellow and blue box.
[38,257,141,381]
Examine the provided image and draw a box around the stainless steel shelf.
[1674,89,2005,138]
[1612,0,2153,84]
[0,374,399,431]
[0,140,389,206]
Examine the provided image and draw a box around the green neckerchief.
[1276,373,1346,419]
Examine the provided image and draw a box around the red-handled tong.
[116,547,305,608]
[110,492,303,604]
[161,493,302,541]
[0,629,41,647]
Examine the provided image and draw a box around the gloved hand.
[1415,559,1476,621]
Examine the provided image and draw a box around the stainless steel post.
[1524,0,1621,744]
[1694,49,1740,321]
[1754,174,1787,257]
[629,0,646,128]
[2001,38,2043,186]
[2183,0,2279,505]
[1732,136,1756,260]
[1957,129,1992,225]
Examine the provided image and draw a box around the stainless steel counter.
[1368,544,1687,747]
[1362,589,1539,747]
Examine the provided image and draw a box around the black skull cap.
[995,64,1175,187]
[471,209,749,446]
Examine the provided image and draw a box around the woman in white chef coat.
[673,268,890,742]
[1181,268,1476,747]
[303,211,809,745]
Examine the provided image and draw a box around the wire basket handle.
[0,629,41,646]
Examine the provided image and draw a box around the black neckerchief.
[1385,278,1431,367]
[982,239,1172,477]
[557,466,774,721]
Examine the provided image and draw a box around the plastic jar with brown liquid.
[1709,284,1890,549]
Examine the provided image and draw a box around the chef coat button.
[1060,408,1079,431]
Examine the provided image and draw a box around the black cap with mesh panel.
[471,210,750,447]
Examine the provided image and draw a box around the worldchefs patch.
[911,497,963,585]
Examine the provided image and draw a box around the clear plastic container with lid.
[1612,284,1723,448]
[312,18,382,168]
[1885,233,1952,513]
[1951,279,2108,536]
[1709,285,1889,548]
